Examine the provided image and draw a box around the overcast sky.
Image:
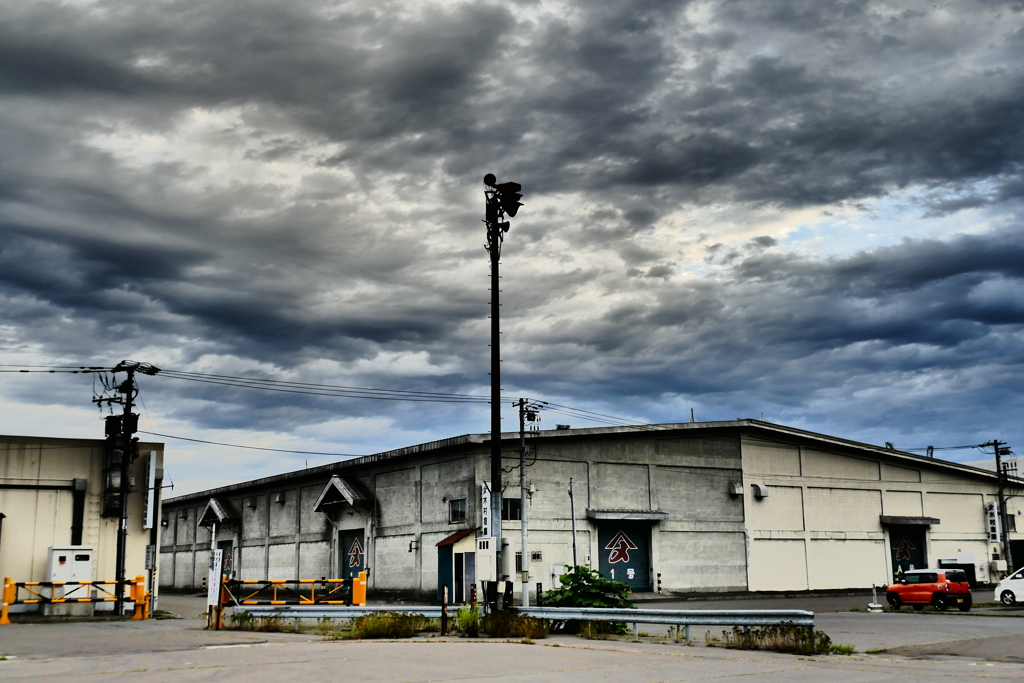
[1,0,1022,494]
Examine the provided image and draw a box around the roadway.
[1,592,1022,681]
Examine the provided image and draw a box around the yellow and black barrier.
[222,572,366,607]
[1,575,149,624]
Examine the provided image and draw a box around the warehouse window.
[448,498,466,524]
[515,550,542,573]
[502,498,522,521]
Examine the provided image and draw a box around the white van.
[995,567,1024,605]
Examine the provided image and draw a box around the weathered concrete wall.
[158,423,1017,598]
[742,433,1010,591]
[0,436,162,589]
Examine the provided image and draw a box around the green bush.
[455,604,481,637]
[541,565,635,609]
[483,611,549,639]
[540,565,635,635]
[710,622,854,655]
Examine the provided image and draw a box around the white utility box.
[45,545,95,616]
[476,537,497,582]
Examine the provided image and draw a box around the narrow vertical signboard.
[143,451,157,530]
[207,549,223,607]
[481,482,491,537]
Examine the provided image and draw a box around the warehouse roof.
[163,419,1012,505]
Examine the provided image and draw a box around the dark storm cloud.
[1,0,1023,467]
[508,226,1024,421]
[4,1,1021,209]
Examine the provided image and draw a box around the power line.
[0,369,109,374]
[0,364,111,369]
[137,430,363,457]
[156,369,491,404]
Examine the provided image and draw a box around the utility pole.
[516,398,541,606]
[984,440,1015,572]
[518,398,529,605]
[568,478,578,567]
[93,360,160,617]
[483,174,522,585]
[114,363,136,617]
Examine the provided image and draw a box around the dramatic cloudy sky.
[2,0,1023,494]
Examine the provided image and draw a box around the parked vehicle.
[995,567,1024,605]
[886,569,972,612]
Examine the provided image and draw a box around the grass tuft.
[484,611,549,639]
[332,612,438,639]
[708,622,854,656]
[225,611,295,632]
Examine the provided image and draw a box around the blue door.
[598,522,650,591]
[339,530,365,579]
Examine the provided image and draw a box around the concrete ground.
[2,592,1024,681]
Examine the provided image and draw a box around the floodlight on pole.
[482,174,522,594]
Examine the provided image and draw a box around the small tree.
[541,565,634,634]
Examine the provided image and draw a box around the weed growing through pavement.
[326,612,439,640]
[225,611,295,633]
[455,605,480,637]
[483,611,549,639]
[707,622,854,656]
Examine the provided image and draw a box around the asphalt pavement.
[2,591,1024,681]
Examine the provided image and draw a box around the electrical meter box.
[476,537,496,582]
[48,545,94,582]
[45,545,95,616]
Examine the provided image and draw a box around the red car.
[886,569,972,611]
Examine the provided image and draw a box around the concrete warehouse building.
[0,434,165,612]
[159,420,1022,600]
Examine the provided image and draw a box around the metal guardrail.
[244,605,443,619]
[517,607,814,627]
[237,604,814,642]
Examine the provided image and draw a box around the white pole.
[569,478,578,567]
[520,399,530,607]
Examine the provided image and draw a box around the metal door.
[339,530,365,579]
[218,540,234,577]
[454,553,465,603]
[598,522,651,591]
[889,526,926,579]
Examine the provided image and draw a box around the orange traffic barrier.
[223,576,363,606]
[0,577,150,623]
[353,571,367,606]
[131,575,146,620]
[1,576,13,625]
